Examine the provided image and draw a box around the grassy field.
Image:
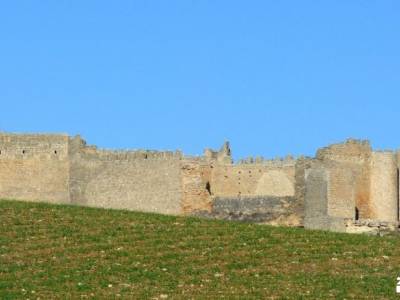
[1,200,400,299]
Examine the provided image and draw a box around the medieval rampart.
[0,134,70,204]
[68,135,183,214]
[1,132,399,234]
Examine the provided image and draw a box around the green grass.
[1,199,400,299]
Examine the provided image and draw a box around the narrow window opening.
[0,150,2,155]
[22,150,25,154]
[54,150,57,155]
[355,207,360,221]
[205,182,211,195]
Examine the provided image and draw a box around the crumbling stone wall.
[1,132,399,234]
[210,160,296,198]
[305,139,400,232]
[196,148,308,226]
[293,158,312,225]
[0,133,309,227]
[304,167,331,230]
[180,158,213,214]
[201,196,298,224]
[315,139,372,220]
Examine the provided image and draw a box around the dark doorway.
[355,207,360,221]
[205,182,211,195]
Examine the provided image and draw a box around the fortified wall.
[305,139,400,233]
[1,132,399,234]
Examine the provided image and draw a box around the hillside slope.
[1,200,399,299]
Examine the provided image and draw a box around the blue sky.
[1,1,399,160]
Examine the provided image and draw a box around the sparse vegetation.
[1,199,400,299]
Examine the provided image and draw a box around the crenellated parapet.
[0,132,399,234]
[305,139,400,233]
[69,135,183,161]
[237,155,298,167]
[316,138,372,164]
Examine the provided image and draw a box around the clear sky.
[1,1,399,160]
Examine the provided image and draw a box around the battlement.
[1,133,399,234]
[77,146,183,161]
[236,155,298,167]
[68,135,183,161]
[316,138,372,163]
[0,133,184,162]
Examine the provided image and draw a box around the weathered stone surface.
[181,160,212,214]
[370,152,398,222]
[304,166,328,229]
[210,160,296,199]
[194,196,299,224]
[0,133,399,234]
[304,139,400,233]
[0,134,70,204]
[0,133,183,215]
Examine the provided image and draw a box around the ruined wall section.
[204,156,306,226]
[293,158,313,225]
[181,158,213,215]
[304,166,330,230]
[0,133,70,203]
[210,158,296,198]
[3,133,398,233]
[68,136,183,215]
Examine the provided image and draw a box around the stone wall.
[304,166,330,230]
[197,196,298,224]
[69,136,183,215]
[370,152,398,222]
[210,159,296,198]
[198,157,306,226]
[1,133,399,234]
[0,133,184,214]
[305,139,400,232]
[180,158,212,215]
[0,133,70,204]
[316,139,372,220]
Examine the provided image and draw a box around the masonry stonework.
[0,134,70,204]
[1,133,399,234]
[370,152,398,222]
